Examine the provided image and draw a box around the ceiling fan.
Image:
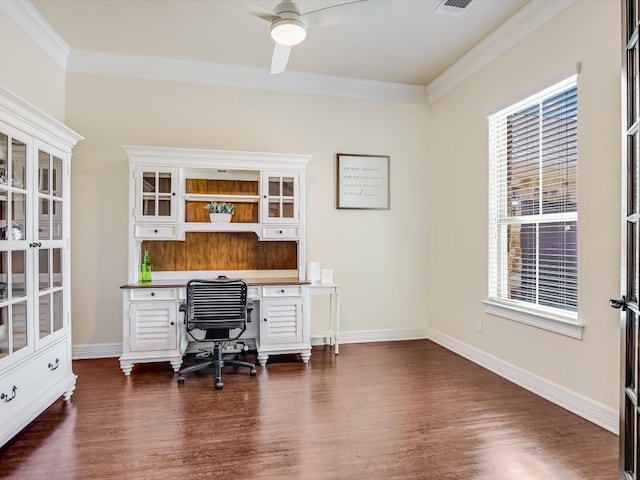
[246,0,392,74]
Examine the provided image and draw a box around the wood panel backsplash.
[186,202,258,223]
[142,232,297,272]
[185,178,260,223]
[185,178,258,195]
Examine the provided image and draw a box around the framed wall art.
[336,153,390,209]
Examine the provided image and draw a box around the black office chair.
[177,277,257,389]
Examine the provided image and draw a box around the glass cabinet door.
[263,172,298,223]
[38,150,63,242]
[135,167,177,223]
[0,132,31,362]
[36,148,66,341]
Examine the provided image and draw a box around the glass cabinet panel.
[11,248,26,299]
[0,138,27,242]
[11,192,26,239]
[52,248,62,287]
[0,133,6,181]
[12,301,27,351]
[0,305,8,358]
[264,173,297,222]
[39,249,49,290]
[52,156,62,197]
[0,249,29,360]
[11,140,25,190]
[39,294,51,339]
[36,251,65,340]
[136,168,177,223]
[142,172,157,216]
[53,290,63,332]
[38,297,64,337]
[38,151,63,242]
[142,172,172,216]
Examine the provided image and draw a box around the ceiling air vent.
[434,0,474,16]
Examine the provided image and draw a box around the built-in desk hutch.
[119,146,314,374]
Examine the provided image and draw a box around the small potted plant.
[204,201,235,223]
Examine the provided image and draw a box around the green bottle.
[140,250,152,283]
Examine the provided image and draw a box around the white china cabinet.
[0,87,82,447]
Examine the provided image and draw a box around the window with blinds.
[488,77,578,318]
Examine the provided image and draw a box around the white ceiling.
[30,0,530,87]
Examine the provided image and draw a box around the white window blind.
[488,77,578,318]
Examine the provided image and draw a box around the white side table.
[308,284,340,354]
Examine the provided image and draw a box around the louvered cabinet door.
[127,301,178,352]
[260,297,303,346]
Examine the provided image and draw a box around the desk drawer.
[262,226,299,240]
[247,286,260,299]
[262,285,302,297]
[0,340,70,420]
[129,288,178,301]
[134,224,178,239]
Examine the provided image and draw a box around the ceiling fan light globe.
[271,19,307,46]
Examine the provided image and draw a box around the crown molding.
[0,0,70,70]
[3,0,425,102]
[0,83,82,149]
[66,49,429,103]
[426,0,576,103]
[3,0,574,104]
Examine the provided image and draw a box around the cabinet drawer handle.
[280,289,285,293]
[48,358,60,371]
[170,321,175,326]
[279,230,283,234]
[263,318,267,322]
[150,292,155,296]
[154,229,158,233]
[1,385,17,403]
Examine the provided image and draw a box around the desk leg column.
[334,287,340,355]
[170,357,184,372]
[257,353,269,367]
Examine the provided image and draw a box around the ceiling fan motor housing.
[271,1,307,46]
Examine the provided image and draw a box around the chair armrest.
[246,299,254,322]
[178,300,187,323]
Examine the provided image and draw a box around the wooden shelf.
[179,222,262,236]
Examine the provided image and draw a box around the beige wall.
[65,73,430,346]
[0,0,623,413]
[426,0,621,409]
[0,10,66,121]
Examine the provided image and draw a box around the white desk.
[119,278,313,374]
[308,284,340,354]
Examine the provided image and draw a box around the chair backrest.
[184,278,248,333]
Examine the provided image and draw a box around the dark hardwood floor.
[0,340,617,479]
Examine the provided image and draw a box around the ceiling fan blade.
[237,0,278,22]
[271,43,292,74]
[303,0,393,29]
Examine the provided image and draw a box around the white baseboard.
[72,328,619,435]
[330,327,430,344]
[427,327,619,435]
[72,343,122,360]
[76,329,431,358]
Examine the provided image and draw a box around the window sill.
[482,300,584,340]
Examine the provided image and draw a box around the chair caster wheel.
[215,382,224,390]
[250,368,257,376]
[177,376,185,384]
